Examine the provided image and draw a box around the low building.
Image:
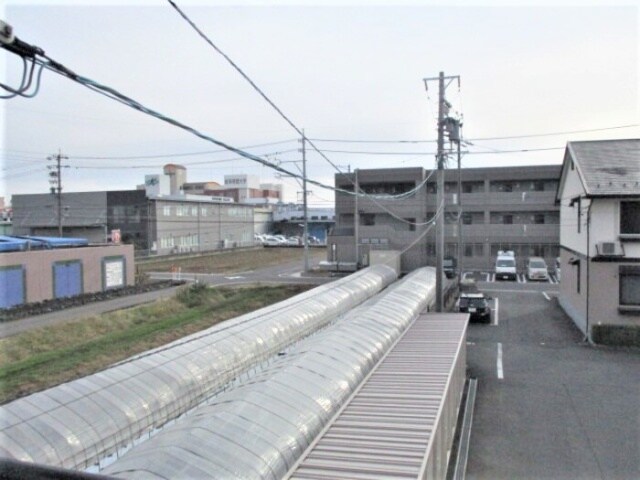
[12,190,255,256]
[328,165,561,273]
[556,139,640,346]
[0,241,134,309]
[272,204,335,242]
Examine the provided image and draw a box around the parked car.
[526,257,549,281]
[495,250,517,281]
[262,235,284,246]
[458,292,492,323]
[443,256,457,279]
[285,236,301,246]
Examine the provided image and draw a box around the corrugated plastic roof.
[287,313,467,480]
[568,139,640,196]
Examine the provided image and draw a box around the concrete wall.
[0,244,134,305]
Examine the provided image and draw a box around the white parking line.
[492,297,499,326]
[542,292,551,301]
[497,342,504,379]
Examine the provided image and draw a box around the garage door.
[0,266,25,308]
[53,261,83,299]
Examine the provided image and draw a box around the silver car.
[526,257,549,281]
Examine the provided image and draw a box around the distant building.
[12,190,254,256]
[328,165,562,273]
[184,174,283,205]
[556,139,640,346]
[273,204,335,242]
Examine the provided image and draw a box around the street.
[465,281,640,479]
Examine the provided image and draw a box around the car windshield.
[460,297,487,308]
[497,259,515,267]
[530,260,547,268]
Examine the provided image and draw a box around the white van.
[495,250,517,281]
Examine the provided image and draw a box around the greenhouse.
[0,265,397,471]
[103,268,437,479]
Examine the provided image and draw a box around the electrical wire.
[307,124,639,144]
[67,140,298,161]
[166,0,432,206]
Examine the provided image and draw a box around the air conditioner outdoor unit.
[596,241,624,256]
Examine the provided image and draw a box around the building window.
[533,181,545,192]
[620,202,640,235]
[503,183,513,192]
[534,214,545,224]
[361,214,375,226]
[620,266,640,306]
[464,245,473,257]
[503,215,513,225]
[163,205,171,216]
[463,183,473,194]
[404,218,416,232]
[462,213,472,225]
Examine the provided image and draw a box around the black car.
[458,293,491,323]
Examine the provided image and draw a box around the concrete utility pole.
[423,72,460,312]
[354,168,359,269]
[301,132,309,272]
[47,150,68,237]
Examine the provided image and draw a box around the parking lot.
[461,270,560,284]
[464,281,640,479]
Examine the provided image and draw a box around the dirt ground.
[137,247,326,274]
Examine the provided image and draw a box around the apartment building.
[328,165,561,273]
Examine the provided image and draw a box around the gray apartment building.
[12,190,254,256]
[328,165,561,273]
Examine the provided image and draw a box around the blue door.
[53,261,82,298]
[0,267,25,308]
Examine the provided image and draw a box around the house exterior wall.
[0,244,134,305]
[329,165,561,273]
[558,145,640,344]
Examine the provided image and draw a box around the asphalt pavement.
[465,280,640,480]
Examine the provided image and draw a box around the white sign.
[105,260,124,288]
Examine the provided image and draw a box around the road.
[465,280,640,479]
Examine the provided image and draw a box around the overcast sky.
[1,1,638,206]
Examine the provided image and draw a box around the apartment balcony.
[425,191,558,208]
[444,223,559,240]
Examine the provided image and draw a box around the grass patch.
[0,284,311,404]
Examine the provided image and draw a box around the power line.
[67,140,297,161]
[165,0,433,208]
[307,124,639,144]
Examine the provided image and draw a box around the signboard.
[105,259,124,288]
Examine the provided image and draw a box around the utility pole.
[301,131,309,273]
[457,134,463,288]
[424,72,460,312]
[47,150,68,237]
[354,168,359,269]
